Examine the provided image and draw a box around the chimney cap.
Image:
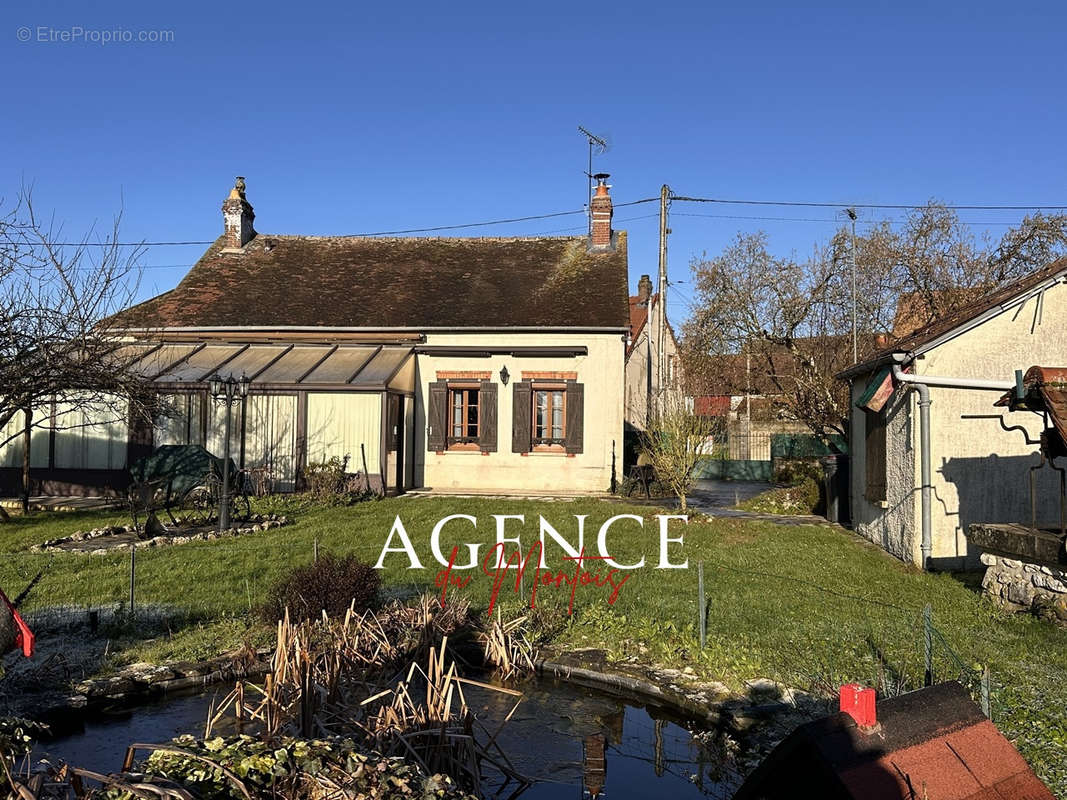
[593,172,610,182]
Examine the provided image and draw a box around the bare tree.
[683,204,1067,440]
[0,188,148,516]
[644,395,717,511]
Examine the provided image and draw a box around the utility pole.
[656,184,670,413]
[847,208,858,363]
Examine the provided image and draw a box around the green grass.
[734,478,821,516]
[2,498,1066,794]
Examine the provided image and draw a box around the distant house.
[838,258,1067,569]
[0,177,631,496]
[623,274,682,431]
[688,350,811,461]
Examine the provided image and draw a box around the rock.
[1002,558,1022,569]
[1054,596,1067,621]
[1007,582,1035,606]
[980,553,997,566]
[1035,574,1067,593]
[745,678,782,699]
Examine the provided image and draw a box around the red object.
[0,589,34,658]
[839,683,876,727]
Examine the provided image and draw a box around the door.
[387,394,404,494]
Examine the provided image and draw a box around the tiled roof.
[994,366,1067,451]
[734,682,1055,800]
[841,257,1067,378]
[627,293,657,354]
[694,395,732,417]
[111,233,630,331]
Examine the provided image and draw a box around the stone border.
[28,651,273,736]
[979,552,1067,622]
[30,515,290,554]
[534,649,831,737]
[24,643,829,760]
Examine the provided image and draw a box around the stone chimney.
[222,176,255,250]
[589,173,614,250]
[637,274,653,304]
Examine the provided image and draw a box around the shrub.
[303,456,375,506]
[773,457,824,486]
[260,553,381,623]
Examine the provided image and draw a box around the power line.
[30,198,662,247]
[673,212,1031,227]
[53,214,664,271]
[671,195,1067,211]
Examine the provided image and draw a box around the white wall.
[53,394,129,470]
[853,279,1067,567]
[415,331,626,493]
[624,297,682,431]
[306,392,382,478]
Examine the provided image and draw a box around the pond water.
[32,678,744,799]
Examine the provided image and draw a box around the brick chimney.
[222,176,255,250]
[637,274,653,304]
[589,173,614,250]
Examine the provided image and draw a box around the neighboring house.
[689,351,808,461]
[623,274,682,430]
[839,257,1067,569]
[0,177,630,496]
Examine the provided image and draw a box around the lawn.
[2,497,1066,794]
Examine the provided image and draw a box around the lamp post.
[846,208,858,363]
[208,373,250,533]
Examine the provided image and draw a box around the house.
[688,350,813,461]
[623,274,682,431]
[838,257,1067,569]
[734,681,1055,800]
[0,176,631,496]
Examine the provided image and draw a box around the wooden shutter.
[512,381,532,453]
[565,380,584,454]
[428,381,447,452]
[864,409,887,502]
[479,380,498,452]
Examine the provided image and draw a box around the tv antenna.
[578,125,610,235]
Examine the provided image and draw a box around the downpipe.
[890,364,1014,569]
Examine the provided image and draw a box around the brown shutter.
[565,380,584,454]
[479,380,497,452]
[512,381,532,453]
[864,409,887,502]
[428,381,447,452]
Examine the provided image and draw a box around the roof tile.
[111,233,630,331]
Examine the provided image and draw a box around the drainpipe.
[890,363,1014,569]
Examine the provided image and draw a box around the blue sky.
[3,1,1066,326]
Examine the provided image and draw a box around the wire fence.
[690,557,997,720]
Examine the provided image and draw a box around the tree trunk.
[21,408,32,514]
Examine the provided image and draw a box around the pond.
[32,678,745,799]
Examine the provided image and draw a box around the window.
[532,387,566,448]
[427,379,497,453]
[448,386,480,446]
[156,393,205,447]
[864,409,887,503]
[512,379,583,455]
